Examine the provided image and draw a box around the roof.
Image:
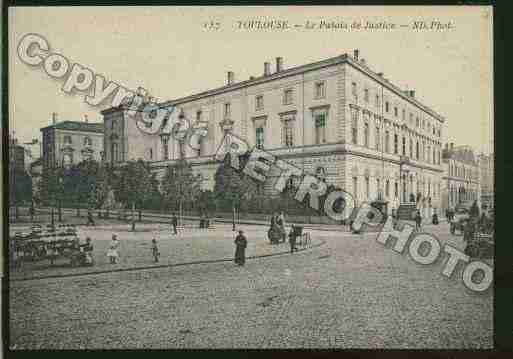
[40,121,104,133]
[102,53,444,122]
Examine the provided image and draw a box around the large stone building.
[441,143,480,214]
[101,50,445,216]
[478,152,494,210]
[41,113,104,169]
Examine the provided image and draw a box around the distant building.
[9,136,26,173]
[441,143,480,213]
[30,157,43,202]
[41,113,104,170]
[478,153,494,210]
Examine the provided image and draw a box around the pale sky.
[8,6,493,155]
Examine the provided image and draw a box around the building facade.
[478,152,494,210]
[102,50,445,216]
[41,114,104,170]
[441,143,480,213]
[9,137,26,173]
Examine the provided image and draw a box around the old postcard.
[6,5,494,349]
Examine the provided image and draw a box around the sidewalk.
[27,207,447,233]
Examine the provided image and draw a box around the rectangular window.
[255,95,264,110]
[416,141,419,159]
[353,177,358,200]
[315,82,325,99]
[394,134,398,154]
[64,135,72,144]
[376,178,381,199]
[162,137,169,160]
[402,137,406,156]
[375,126,380,151]
[416,117,420,127]
[351,82,357,98]
[224,103,231,117]
[364,88,369,102]
[364,123,369,148]
[385,131,390,153]
[196,110,202,122]
[283,120,294,147]
[375,94,380,109]
[255,127,264,149]
[409,139,413,158]
[365,177,370,199]
[197,137,203,157]
[385,102,389,113]
[283,89,293,105]
[394,182,398,198]
[402,109,406,121]
[394,107,398,117]
[351,109,358,145]
[386,180,390,197]
[409,113,413,125]
[315,113,327,144]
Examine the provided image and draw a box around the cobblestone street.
[9,221,492,349]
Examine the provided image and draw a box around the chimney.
[353,49,359,61]
[249,76,255,80]
[84,114,89,123]
[360,58,366,66]
[450,143,454,151]
[227,71,234,85]
[276,57,283,73]
[51,112,57,125]
[264,62,271,76]
[409,90,415,97]
[377,72,383,77]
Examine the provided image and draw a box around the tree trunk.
[131,202,136,231]
[179,201,183,227]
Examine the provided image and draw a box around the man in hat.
[171,213,178,235]
[234,230,247,266]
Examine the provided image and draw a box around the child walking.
[151,238,160,263]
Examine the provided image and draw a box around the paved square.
[9,219,492,349]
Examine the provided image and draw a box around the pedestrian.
[107,234,120,264]
[279,211,287,242]
[171,213,178,235]
[432,211,439,225]
[288,225,297,254]
[415,210,422,231]
[86,208,95,226]
[29,203,35,222]
[234,230,247,266]
[82,237,94,266]
[151,238,160,263]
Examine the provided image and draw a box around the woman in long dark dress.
[234,230,247,266]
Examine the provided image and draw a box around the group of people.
[269,212,287,243]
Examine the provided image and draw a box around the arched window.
[84,136,92,146]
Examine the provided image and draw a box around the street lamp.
[58,175,63,222]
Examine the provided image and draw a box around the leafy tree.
[470,200,480,219]
[213,152,258,212]
[161,157,202,217]
[9,165,33,219]
[112,159,153,230]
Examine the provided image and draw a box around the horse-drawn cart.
[11,224,93,267]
